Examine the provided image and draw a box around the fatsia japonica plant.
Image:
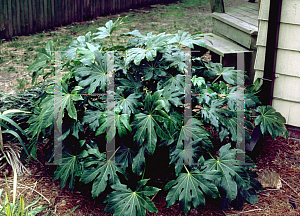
[22,17,289,215]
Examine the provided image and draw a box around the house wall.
[254,0,300,128]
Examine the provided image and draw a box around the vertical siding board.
[74,0,77,22]
[80,0,83,21]
[0,0,5,38]
[111,0,117,14]
[20,0,26,34]
[47,0,52,29]
[70,0,73,23]
[83,0,87,20]
[32,0,37,32]
[106,0,111,14]
[89,0,92,17]
[62,0,65,25]
[11,0,17,36]
[86,0,90,18]
[77,0,81,22]
[51,0,54,27]
[127,0,132,10]
[40,0,44,30]
[23,0,29,34]
[2,0,8,38]
[43,0,47,30]
[7,0,12,38]
[132,0,137,9]
[67,0,71,24]
[100,0,104,15]
[95,0,99,17]
[117,0,120,12]
[72,0,75,23]
[35,0,40,31]
[54,0,59,26]
[64,0,67,25]
[28,0,33,33]
[16,0,21,35]
[120,0,124,12]
[92,0,95,17]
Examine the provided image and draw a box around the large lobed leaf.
[165,166,221,215]
[53,152,82,190]
[104,179,160,216]
[131,91,171,155]
[80,146,123,198]
[204,143,251,201]
[125,33,174,66]
[73,50,108,94]
[254,105,288,140]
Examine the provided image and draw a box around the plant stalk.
[0,126,3,150]
[212,73,222,85]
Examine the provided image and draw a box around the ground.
[1,0,300,215]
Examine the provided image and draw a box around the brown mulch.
[1,135,299,215]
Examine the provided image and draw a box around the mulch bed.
[1,135,299,215]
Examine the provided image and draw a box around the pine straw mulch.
[1,135,300,216]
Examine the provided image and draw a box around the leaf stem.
[141,166,146,180]
[108,146,120,161]
[183,164,189,173]
[208,151,215,159]
[212,73,222,85]
[109,36,114,48]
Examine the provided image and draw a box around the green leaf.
[132,145,146,176]
[157,74,185,92]
[131,92,171,154]
[53,152,81,190]
[166,168,221,215]
[200,98,234,130]
[117,73,143,95]
[175,118,213,150]
[104,180,160,216]
[192,76,206,88]
[82,110,104,131]
[80,157,122,198]
[165,51,186,71]
[139,55,167,79]
[125,33,174,65]
[209,63,243,85]
[170,140,203,176]
[254,105,288,140]
[220,117,253,143]
[115,144,135,171]
[115,93,142,115]
[73,50,108,93]
[26,83,83,157]
[160,88,183,113]
[204,143,250,200]
[93,17,124,40]
[167,30,206,48]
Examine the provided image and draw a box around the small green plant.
[15,78,29,91]
[7,67,16,73]
[0,168,47,215]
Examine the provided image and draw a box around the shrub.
[22,17,288,215]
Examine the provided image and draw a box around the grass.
[0,0,246,93]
